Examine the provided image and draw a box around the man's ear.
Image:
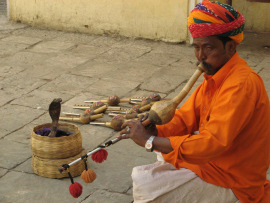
[226,40,237,57]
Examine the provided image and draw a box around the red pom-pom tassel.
[69,182,83,198]
[91,149,108,163]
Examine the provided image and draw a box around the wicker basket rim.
[32,122,80,141]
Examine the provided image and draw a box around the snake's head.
[49,98,62,121]
[52,98,62,103]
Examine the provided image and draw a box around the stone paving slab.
[0,168,7,178]
[94,43,152,62]
[82,189,132,203]
[0,71,48,96]
[0,104,45,132]
[11,27,70,40]
[0,139,31,169]
[38,74,99,94]
[83,77,141,98]
[0,41,29,57]
[0,65,25,78]
[1,35,42,45]
[0,90,18,107]
[0,128,9,139]
[30,40,76,54]
[53,32,98,44]
[140,67,188,93]
[3,123,36,145]
[86,35,122,47]
[21,54,91,80]
[10,89,74,110]
[0,171,89,203]
[42,53,91,70]
[70,61,126,78]
[134,51,180,67]
[97,62,163,83]
[66,44,111,59]
[0,51,55,68]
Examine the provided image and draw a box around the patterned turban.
[188,0,245,44]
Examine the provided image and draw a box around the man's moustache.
[201,61,212,69]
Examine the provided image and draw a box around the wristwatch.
[145,136,155,152]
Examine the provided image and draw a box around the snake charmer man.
[119,1,270,202]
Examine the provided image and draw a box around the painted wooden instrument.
[84,93,160,106]
[109,112,145,119]
[59,108,103,124]
[84,95,147,106]
[89,115,135,131]
[128,100,165,114]
[73,104,125,111]
[139,93,161,106]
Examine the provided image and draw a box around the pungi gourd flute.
[58,63,204,198]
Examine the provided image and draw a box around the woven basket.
[32,149,87,179]
[31,123,82,159]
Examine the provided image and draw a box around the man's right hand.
[139,113,158,136]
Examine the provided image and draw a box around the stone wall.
[9,0,189,43]
[8,0,270,43]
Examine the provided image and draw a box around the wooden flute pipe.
[137,99,171,113]
[133,97,167,114]
[107,102,153,117]
[142,63,205,126]
[84,95,147,106]
[138,102,156,112]
[91,105,107,114]
[127,101,155,114]
[139,93,161,106]
[109,112,145,119]
[59,112,103,124]
[73,104,124,111]
[89,115,135,131]
[63,105,107,116]
[85,97,144,103]
[89,121,114,129]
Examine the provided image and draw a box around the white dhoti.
[132,152,239,203]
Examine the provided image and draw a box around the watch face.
[146,143,152,149]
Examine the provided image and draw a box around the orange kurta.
[157,52,270,203]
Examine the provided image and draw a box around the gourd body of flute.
[142,64,204,126]
[148,99,177,125]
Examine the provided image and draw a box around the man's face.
[192,36,231,75]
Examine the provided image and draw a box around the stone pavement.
[0,9,270,203]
